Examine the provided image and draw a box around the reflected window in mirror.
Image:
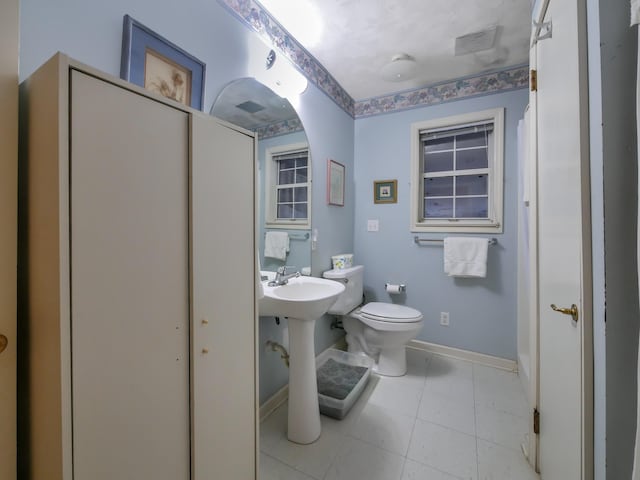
[266,142,311,229]
[210,77,312,273]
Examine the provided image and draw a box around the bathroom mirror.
[211,78,312,275]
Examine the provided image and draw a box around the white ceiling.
[258,0,532,100]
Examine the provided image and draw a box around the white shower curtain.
[633,2,640,479]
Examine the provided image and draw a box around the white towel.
[518,108,531,206]
[264,231,289,261]
[256,249,264,299]
[443,237,489,278]
[632,0,640,25]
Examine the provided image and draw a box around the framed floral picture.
[120,15,205,110]
[327,159,345,206]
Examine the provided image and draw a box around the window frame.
[410,108,504,233]
[264,142,311,230]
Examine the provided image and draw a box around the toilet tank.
[323,265,364,315]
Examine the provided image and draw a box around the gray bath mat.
[317,358,368,400]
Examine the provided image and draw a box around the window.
[410,108,504,233]
[265,142,311,229]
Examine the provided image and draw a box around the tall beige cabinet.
[19,53,258,479]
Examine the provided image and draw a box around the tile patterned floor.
[260,349,539,480]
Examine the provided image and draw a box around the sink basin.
[260,276,345,321]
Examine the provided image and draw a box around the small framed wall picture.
[374,179,398,204]
[120,15,206,110]
[327,159,345,206]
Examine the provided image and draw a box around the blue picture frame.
[120,15,205,110]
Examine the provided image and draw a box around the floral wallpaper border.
[218,0,529,119]
[354,66,529,118]
[256,117,305,140]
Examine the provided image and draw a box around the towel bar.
[413,236,498,246]
[264,231,310,240]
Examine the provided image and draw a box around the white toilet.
[323,265,423,376]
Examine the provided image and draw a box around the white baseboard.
[259,384,288,422]
[408,339,518,372]
[259,336,348,422]
[517,352,530,399]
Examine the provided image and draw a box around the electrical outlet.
[440,312,450,326]
[367,219,379,232]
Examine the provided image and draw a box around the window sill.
[265,221,310,230]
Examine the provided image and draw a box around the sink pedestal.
[286,317,321,444]
[258,276,345,444]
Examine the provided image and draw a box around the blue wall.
[354,90,528,360]
[19,0,354,405]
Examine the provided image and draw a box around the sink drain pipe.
[266,340,290,367]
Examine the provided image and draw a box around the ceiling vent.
[455,26,498,56]
[235,100,266,114]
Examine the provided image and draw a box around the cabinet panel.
[191,115,257,479]
[70,70,190,479]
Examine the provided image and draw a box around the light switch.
[367,219,379,232]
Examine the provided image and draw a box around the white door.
[534,0,593,478]
[0,0,18,478]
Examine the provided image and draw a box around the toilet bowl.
[323,266,424,376]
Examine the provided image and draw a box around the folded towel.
[256,249,264,299]
[443,237,489,278]
[264,231,289,261]
[632,0,640,25]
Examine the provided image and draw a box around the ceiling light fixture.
[380,53,418,82]
[260,49,308,101]
[248,39,308,102]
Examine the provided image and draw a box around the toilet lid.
[359,302,423,323]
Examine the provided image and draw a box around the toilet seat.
[352,302,424,332]
[359,302,423,323]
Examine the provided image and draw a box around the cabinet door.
[70,70,190,479]
[191,115,257,479]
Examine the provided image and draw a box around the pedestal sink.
[260,276,345,444]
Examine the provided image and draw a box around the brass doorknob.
[550,304,579,322]
[0,335,7,354]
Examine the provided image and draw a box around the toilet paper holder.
[385,283,406,293]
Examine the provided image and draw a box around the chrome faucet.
[268,266,300,286]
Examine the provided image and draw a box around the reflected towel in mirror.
[264,231,290,261]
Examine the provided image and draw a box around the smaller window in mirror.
[265,142,311,229]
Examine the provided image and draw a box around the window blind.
[272,149,308,162]
[420,121,493,142]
